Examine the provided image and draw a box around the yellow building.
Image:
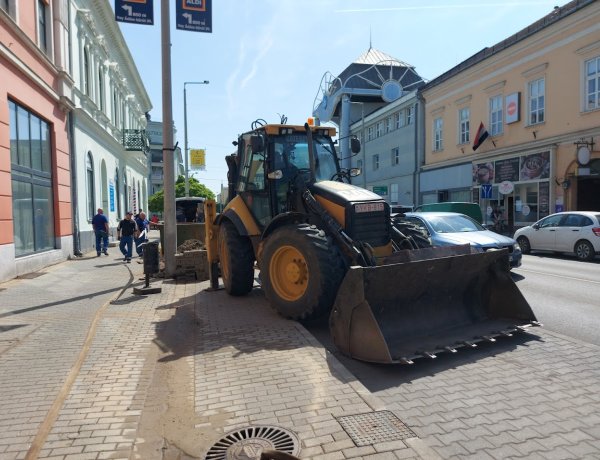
[420,0,600,229]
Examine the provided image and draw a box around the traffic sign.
[114,0,154,25]
[480,183,492,199]
[176,0,212,33]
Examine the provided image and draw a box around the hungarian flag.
[472,122,489,151]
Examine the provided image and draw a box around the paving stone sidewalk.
[1,247,599,459]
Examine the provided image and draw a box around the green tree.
[148,175,215,213]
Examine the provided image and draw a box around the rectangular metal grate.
[337,410,417,447]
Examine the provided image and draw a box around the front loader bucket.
[329,246,539,364]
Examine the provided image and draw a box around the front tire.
[218,220,255,296]
[574,240,595,261]
[517,236,531,254]
[261,224,345,320]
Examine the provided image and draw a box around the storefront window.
[9,100,55,256]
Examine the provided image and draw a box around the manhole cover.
[205,425,300,460]
[337,410,416,446]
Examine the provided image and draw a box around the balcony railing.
[122,129,149,152]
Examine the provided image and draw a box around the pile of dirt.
[176,239,204,253]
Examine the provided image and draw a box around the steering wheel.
[330,171,350,183]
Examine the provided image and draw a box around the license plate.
[355,202,385,213]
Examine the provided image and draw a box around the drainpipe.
[68,112,82,257]
[415,92,426,207]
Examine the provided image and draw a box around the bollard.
[133,240,162,295]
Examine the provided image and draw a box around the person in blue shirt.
[91,208,109,257]
[134,211,149,257]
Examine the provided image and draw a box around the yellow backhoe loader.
[204,119,539,364]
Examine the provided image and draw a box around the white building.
[70,1,151,254]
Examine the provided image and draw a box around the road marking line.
[516,268,600,285]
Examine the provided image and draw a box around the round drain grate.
[205,425,300,460]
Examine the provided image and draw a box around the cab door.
[237,135,271,227]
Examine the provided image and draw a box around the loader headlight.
[513,242,521,251]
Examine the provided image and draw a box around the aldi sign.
[176,0,213,33]
[114,0,154,25]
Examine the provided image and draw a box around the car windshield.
[428,215,484,233]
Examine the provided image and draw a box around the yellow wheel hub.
[269,245,308,301]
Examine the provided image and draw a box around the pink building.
[1,2,74,281]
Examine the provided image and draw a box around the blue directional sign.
[176,0,212,33]
[480,183,493,199]
[114,0,154,25]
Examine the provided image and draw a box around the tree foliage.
[148,175,215,213]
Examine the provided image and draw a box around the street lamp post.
[183,80,209,197]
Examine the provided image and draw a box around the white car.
[513,211,600,261]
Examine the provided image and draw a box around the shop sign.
[473,162,494,185]
[494,157,520,183]
[372,185,388,196]
[520,152,550,180]
[498,181,514,194]
[505,92,520,124]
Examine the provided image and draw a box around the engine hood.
[435,230,516,248]
[311,180,383,206]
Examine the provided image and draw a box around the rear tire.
[219,220,255,296]
[517,236,531,254]
[261,224,345,320]
[574,240,595,261]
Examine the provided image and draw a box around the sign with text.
[190,149,206,170]
[494,157,520,183]
[114,0,154,25]
[176,0,212,33]
[372,185,388,196]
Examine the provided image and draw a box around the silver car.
[404,211,522,268]
[513,211,600,261]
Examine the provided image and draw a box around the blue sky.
[117,0,560,196]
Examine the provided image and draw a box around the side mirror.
[350,137,361,154]
[349,167,361,177]
[532,224,540,230]
[250,135,264,154]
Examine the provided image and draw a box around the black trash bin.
[134,240,162,295]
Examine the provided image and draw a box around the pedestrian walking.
[134,211,149,258]
[91,208,109,256]
[117,211,138,263]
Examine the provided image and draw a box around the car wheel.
[574,240,595,261]
[517,236,531,254]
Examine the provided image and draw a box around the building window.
[37,0,48,53]
[528,78,545,124]
[373,154,379,170]
[406,106,413,125]
[459,107,470,144]
[433,117,443,151]
[1,0,9,12]
[86,152,95,220]
[390,183,399,205]
[394,112,400,129]
[376,121,383,138]
[9,100,55,256]
[489,95,503,136]
[391,147,400,165]
[367,126,374,141]
[386,116,393,133]
[83,48,91,96]
[98,68,105,112]
[585,56,600,111]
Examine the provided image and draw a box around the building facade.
[70,1,151,254]
[147,120,183,198]
[1,1,74,282]
[0,1,152,282]
[349,93,421,207]
[420,0,600,229]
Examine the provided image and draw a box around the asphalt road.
[512,253,600,346]
[304,251,600,388]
